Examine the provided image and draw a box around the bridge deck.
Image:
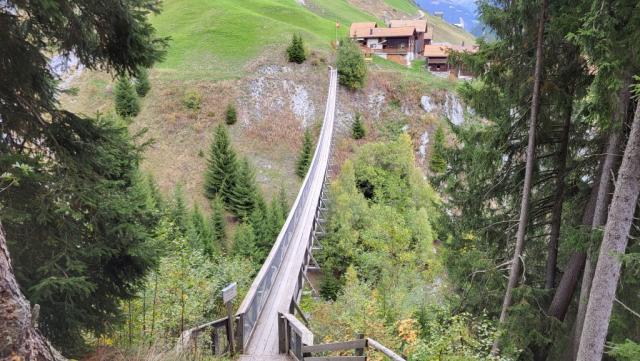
[239,68,337,358]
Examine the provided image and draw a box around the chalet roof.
[354,26,417,38]
[389,19,428,33]
[349,22,378,37]
[424,43,478,57]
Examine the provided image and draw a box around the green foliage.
[351,113,366,140]
[204,124,238,201]
[225,104,237,125]
[233,223,259,260]
[189,204,213,255]
[296,129,313,178]
[337,40,367,90]
[608,340,640,361]
[135,68,151,97]
[114,76,141,118]
[286,33,306,64]
[429,125,446,174]
[182,89,202,110]
[227,158,261,220]
[210,196,227,252]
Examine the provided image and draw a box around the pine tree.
[225,104,237,125]
[352,113,366,140]
[296,129,313,178]
[232,223,258,259]
[337,40,367,90]
[114,76,140,118]
[204,124,238,201]
[429,126,446,173]
[227,158,259,220]
[190,205,213,255]
[171,185,190,234]
[249,198,271,260]
[135,68,151,97]
[287,34,306,64]
[210,196,227,252]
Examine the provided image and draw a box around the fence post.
[356,333,365,357]
[236,314,244,354]
[278,312,286,354]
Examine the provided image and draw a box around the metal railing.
[235,67,338,351]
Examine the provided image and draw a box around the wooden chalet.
[388,19,433,55]
[350,22,419,66]
[424,43,478,77]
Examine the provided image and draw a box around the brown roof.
[423,43,478,57]
[389,20,428,33]
[350,22,377,37]
[355,26,417,38]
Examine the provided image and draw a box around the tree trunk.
[491,0,548,354]
[571,74,631,359]
[547,165,600,320]
[0,222,66,361]
[544,99,573,289]
[576,99,640,361]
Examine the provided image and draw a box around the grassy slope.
[151,0,475,80]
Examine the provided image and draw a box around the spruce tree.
[249,198,271,260]
[296,129,313,178]
[135,68,151,97]
[233,223,258,259]
[210,196,227,252]
[287,34,306,64]
[204,124,238,201]
[352,113,366,140]
[429,126,446,173]
[114,76,140,118]
[227,158,259,220]
[225,104,237,125]
[190,205,213,255]
[171,185,190,234]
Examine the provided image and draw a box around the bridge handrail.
[235,67,337,349]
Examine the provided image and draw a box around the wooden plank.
[289,349,301,361]
[302,339,366,353]
[281,312,314,346]
[305,357,366,361]
[367,338,405,361]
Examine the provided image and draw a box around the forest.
[1,0,639,361]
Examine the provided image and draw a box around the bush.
[287,33,306,64]
[114,76,140,118]
[182,90,201,110]
[337,40,367,90]
[352,113,366,139]
[225,104,237,125]
[134,68,151,97]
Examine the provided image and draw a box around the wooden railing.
[278,312,406,361]
[176,317,233,357]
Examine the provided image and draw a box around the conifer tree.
[227,158,260,220]
[225,104,237,125]
[287,34,306,64]
[352,113,366,140]
[114,76,140,118]
[171,185,190,234]
[210,196,227,252]
[296,129,313,178]
[249,198,271,259]
[233,223,258,259]
[204,124,238,201]
[135,68,151,97]
[430,126,446,173]
[190,205,213,255]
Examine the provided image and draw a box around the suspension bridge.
[179,68,404,361]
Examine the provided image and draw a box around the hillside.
[60,0,475,207]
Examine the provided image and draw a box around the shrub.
[337,40,367,90]
[352,113,366,139]
[114,76,140,118]
[225,104,237,125]
[134,68,151,97]
[287,33,306,63]
[182,90,201,110]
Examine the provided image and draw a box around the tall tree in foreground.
[337,40,367,90]
[0,223,66,361]
[296,129,313,178]
[576,98,640,361]
[492,0,548,353]
[0,0,167,353]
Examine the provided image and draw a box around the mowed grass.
[306,0,379,26]
[151,0,347,80]
[383,0,420,14]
